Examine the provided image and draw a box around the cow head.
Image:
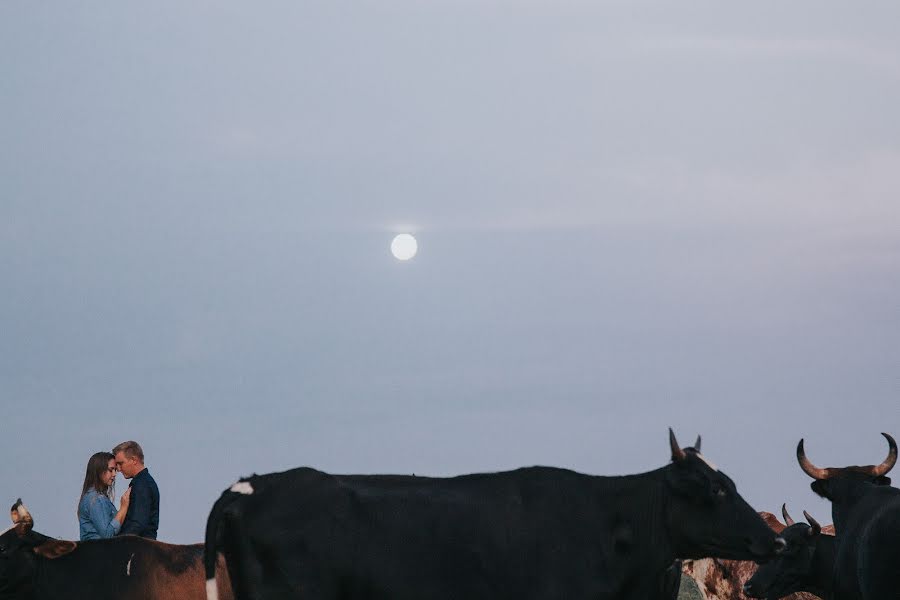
[0,501,76,600]
[0,500,40,599]
[797,432,896,501]
[743,506,825,599]
[664,429,784,561]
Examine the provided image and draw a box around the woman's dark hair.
[79,451,116,509]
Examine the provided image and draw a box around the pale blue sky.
[2,1,898,543]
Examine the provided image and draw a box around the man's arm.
[120,481,151,536]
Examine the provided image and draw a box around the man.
[112,440,160,539]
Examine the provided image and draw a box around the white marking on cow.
[696,452,719,471]
[15,504,30,521]
[126,553,135,576]
[206,578,219,600]
[230,481,254,495]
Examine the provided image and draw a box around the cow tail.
[204,487,244,600]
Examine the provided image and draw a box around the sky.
[1,1,898,544]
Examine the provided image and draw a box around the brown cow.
[681,509,834,600]
[0,500,232,600]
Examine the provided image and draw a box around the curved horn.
[781,503,795,526]
[669,428,686,462]
[14,499,32,525]
[797,439,829,480]
[693,436,701,452]
[869,432,898,477]
[803,510,821,536]
[11,499,33,535]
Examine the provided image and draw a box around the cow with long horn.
[679,509,832,600]
[795,432,900,600]
[743,506,836,600]
[781,503,795,526]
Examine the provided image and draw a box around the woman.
[77,451,130,540]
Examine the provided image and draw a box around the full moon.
[391,233,418,261]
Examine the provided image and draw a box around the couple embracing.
[77,440,159,541]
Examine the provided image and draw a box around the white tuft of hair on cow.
[206,578,219,600]
[126,553,134,576]
[16,503,30,521]
[230,481,254,495]
[696,453,719,472]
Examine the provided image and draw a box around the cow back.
[32,536,233,600]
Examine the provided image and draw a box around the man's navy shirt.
[120,468,159,539]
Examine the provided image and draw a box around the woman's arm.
[88,493,124,539]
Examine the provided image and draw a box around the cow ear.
[810,480,831,499]
[33,540,77,559]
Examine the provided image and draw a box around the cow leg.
[221,518,266,600]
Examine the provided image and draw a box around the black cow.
[744,506,836,600]
[795,432,900,600]
[0,500,232,600]
[203,429,782,600]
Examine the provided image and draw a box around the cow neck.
[827,483,900,600]
[644,467,676,562]
[828,479,891,533]
[831,478,872,511]
[590,467,674,570]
